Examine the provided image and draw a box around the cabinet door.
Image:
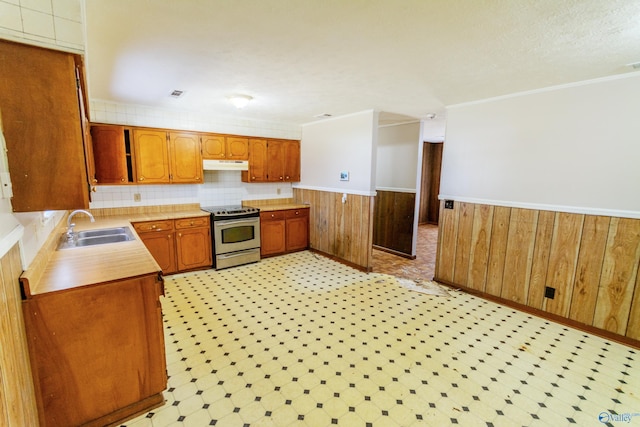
[0,40,89,211]
[22,274,166,427]
[285,209,309,251]
[244,139,268,182]
[226,137,249,160]
[176,228,212,271]
[266,140,285,182]
[91,125,129,184]
[169,132,203,183]
[140,232,177,274]
[133,129,170,183]
[201,133,226,159]
[283,140,301,182]
[261,218,286,256]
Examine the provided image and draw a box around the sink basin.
[58,227,136,250]
[77,227,129,239]
[75,234,132,246]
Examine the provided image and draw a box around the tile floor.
[122,251,639,427]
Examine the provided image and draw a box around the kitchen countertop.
[252,204,310,212]
[20,209,209,297]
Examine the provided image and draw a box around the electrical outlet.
[544,286,556,299]
[134,193,141,202]
[444,200,454,209]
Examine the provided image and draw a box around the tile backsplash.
[88,100,301,209]
[0,0,84,53]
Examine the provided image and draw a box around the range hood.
[203,159,249,171]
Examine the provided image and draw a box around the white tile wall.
[0,0,84,52]
[88,100,300,209]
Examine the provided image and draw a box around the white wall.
[440,72,640,218]
[298,110,378,195]
[376,122,421,192]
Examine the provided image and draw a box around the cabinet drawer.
[133,220,174,233]
[284,208,309,219]
[175,217,209,229]
[261,211,286,221]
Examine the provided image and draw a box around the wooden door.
[176,228,212,271]
[226,137,249,160]
[0,40,89,211]
[243,139,268,182]
[169,132,202,183]
[283,140,300,182]
[140,232,177,274]
[201,133,226,159]
[91,125,129,184]
[266,140,285,181]
[133,129,170,183]
[419,142,443,224]
[285,209,309,251]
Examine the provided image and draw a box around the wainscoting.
[373,190,415,257]
[293,188,374,270]
[434,200,640,343]
[0,243,39,425]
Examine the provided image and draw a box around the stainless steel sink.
[58,227,135,250]
[76,227,130,239]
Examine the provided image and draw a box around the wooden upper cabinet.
[283,140,301,182]
[243,139,300,183]
[133,129,170,183]
[201,134,226,159]
[226,137,249,160]
[202,134,249,160]
[243,139,268,182]
[0,40,90,211]
[169,132,202,183]
[91,125,129,184]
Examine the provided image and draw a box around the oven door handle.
[218,250,259,259]
[215,218,258,227]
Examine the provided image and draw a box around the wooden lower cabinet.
[175,217,212,271]
[22,273,166,427]
[261,208,309,257]
[134,217,211,274]
[134,220,177,274]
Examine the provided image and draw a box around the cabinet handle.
[121,177,125,182]
[178,233,182,237]
[252,176,256,180]
[92,178,98,183]
[151,225,157,229]
[168,234,172,238]
[286,176,290,180]
[190,221,194,226]
[139,176,145,181]
[295,211,299,215]
[279,176,283,180]
[271,214,275,218]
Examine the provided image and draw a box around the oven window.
[221,225,255,244]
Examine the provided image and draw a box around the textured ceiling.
[85,0,640,140]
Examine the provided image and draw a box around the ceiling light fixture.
[229,94,253,109]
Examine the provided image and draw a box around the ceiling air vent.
[629,62,640,70]
[170,90,184,98]
[314,113,332,119]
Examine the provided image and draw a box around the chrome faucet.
[66,209,95,242]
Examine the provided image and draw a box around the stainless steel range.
[201,205,261,270]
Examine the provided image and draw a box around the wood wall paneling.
[453,202,474,287]
[467,204,493,292]
[569,215,611,325]
[435,200,458,283]
[293,188,374,270]
[435,200,640,342]
[543,212,584,317]
[0,244,39,426]
[500,208,538,305]
[593,217,640,334]
[485,206,511,297]
[527,211,556,309]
